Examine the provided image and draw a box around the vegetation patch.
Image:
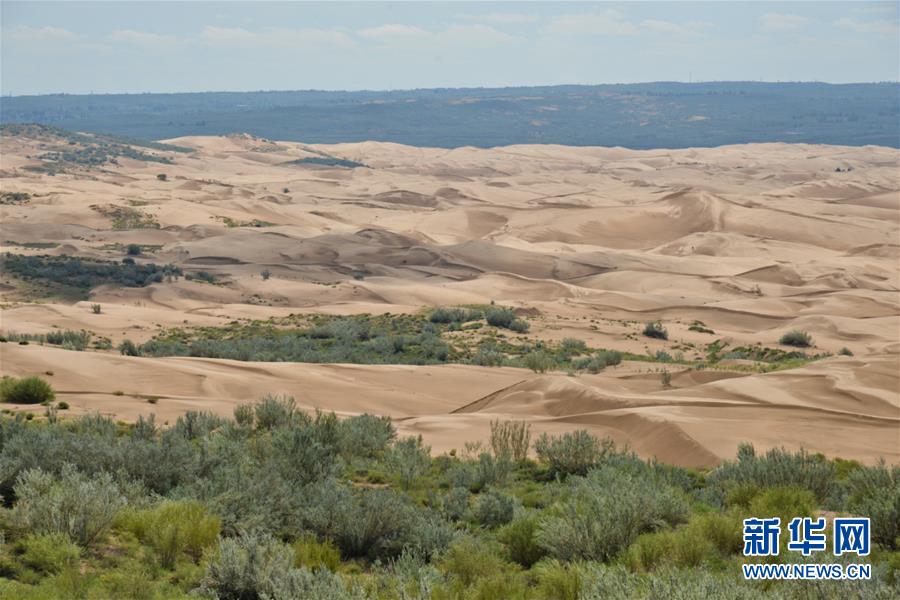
[212,215,275,228]
[0,406,895,598]
[0,191,31,205]
[91,204,160,229]
[1,123,191,174]
[1,253,182,299]
[284,156,366,168]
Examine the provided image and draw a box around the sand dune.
[1,131,898,467]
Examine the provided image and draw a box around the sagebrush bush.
[387,435,430,489]
[13,465,125,547]
[475,489,517,528]
[523,351,554,374]
[707,443,835,503]
[429,307,481,324]
[579,564,764,600]
[536,468,689,562]
[471,346,506,367]
[842,461,900,549]
[779,329,813,347]
[447,452,514,492]
[0,376,55,404]
[441,487,471,522]
[490,419,531,462]
[253,394,297,430]
[534,430,614,477]
[339,413,395,459]
[197,530,361,599]
[331,488,453,560]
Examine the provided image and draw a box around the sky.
[1,1,898,95]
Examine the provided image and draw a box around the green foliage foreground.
[0,399,897,599]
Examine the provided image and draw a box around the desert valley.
[1,124,897,468]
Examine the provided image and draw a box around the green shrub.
[91,303,102,314]
[498,513,548,567]
[534,430,613,477]
[19,533,80,574]
[523,351,554,374]
[485,307,516,329]
[780,330,813,347]
[429,307,481,324]
[292,535,341,572]
[749,486,816,523]
[197,531,359,599]
[0,376,55,404]
[623,526,715,572]
[233,403,254,427]
[536,468,689,562]
[439,536,514,587]
[843,461,900,549]
[838,346,854,356]
[508,319,530,334]
[117,501,221,568]
[338,413,395,459]
[559,338,588,356]
[691,511,743,556]
[13,465,125,547]
[475,489,517,528]
[126,244,142,256]
[386,435,430,489]
[532,559,588,600]
[572,349,623,373]
[490,419,531,462]
[642,321,668,340]
[441,487,471,522]
[118,339,141,356]
[331,489,452,561]
[708,443,835,503]
[254,394,297,430]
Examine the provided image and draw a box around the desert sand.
[1,131,898,467]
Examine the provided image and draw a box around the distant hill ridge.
[1,82,898,148]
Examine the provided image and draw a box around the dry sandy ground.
[1,131,898,467]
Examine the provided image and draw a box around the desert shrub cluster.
[2,253,182,298]
[0,403,896,599]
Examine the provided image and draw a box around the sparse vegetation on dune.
[0,405,895,598]
[1,253,182,299]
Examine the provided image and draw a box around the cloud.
[357,24,430,39]
[760,13,810,31]
[355,23,519,46]
[544,10,637,36]
[5,25,80,43]
[458,13,538,24]
[439,24,520,45]
[641,19,713,36]
[199,26,354,48]
[834,17,898,36]
[109,30,178,46]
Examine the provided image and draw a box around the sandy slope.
[1,132,898,467]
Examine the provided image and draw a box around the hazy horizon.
[2,1,898,96]
[4,79,900,99]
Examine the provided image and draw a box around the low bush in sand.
[0,376,55,404]
[779,329,813,347]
